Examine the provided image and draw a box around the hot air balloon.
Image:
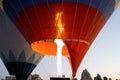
[0,8,44,80]
[2,0,120,78]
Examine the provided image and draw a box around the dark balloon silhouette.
[0,9,44,80]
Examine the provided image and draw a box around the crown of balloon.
[0,50,40,65]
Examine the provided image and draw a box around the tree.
[94,77,97,80]
[80,69,92,80]
[103,76,108,80]
[109,78,112,80]
[94,74,102,80]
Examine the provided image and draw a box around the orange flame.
[55,11,64,38]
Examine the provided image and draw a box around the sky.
[0,6,120,80]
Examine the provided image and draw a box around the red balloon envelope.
[3,0,120,77]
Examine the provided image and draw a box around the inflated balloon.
[0,9,44,80]
[2,0,120,77]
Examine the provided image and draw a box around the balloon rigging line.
[46,0,64,40]
[68,0,79,63]
[46,0,56,41]
[85,0,103,40]
[86,0,112,40]
[61,0,64,39]
[78,0,93,40]
[71,0,79,40]
[54,0,64,39]
[86,0,105,41]
[87,0,113,42]
[81,0,114,69]
[18,0,38,42]
[74,0,114,77]
[82,11,114,69]
[57,0,64,39]
[72,1,93,68]
[76,10,113,79]
[80,0,115,71]
[47,0,64,40]
[31,0,45,41]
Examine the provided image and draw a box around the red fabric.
[14,2,105,77]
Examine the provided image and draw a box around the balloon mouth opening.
[31,39,70,57]
[31,39,89,56]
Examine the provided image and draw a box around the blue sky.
[0,6,120,80]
